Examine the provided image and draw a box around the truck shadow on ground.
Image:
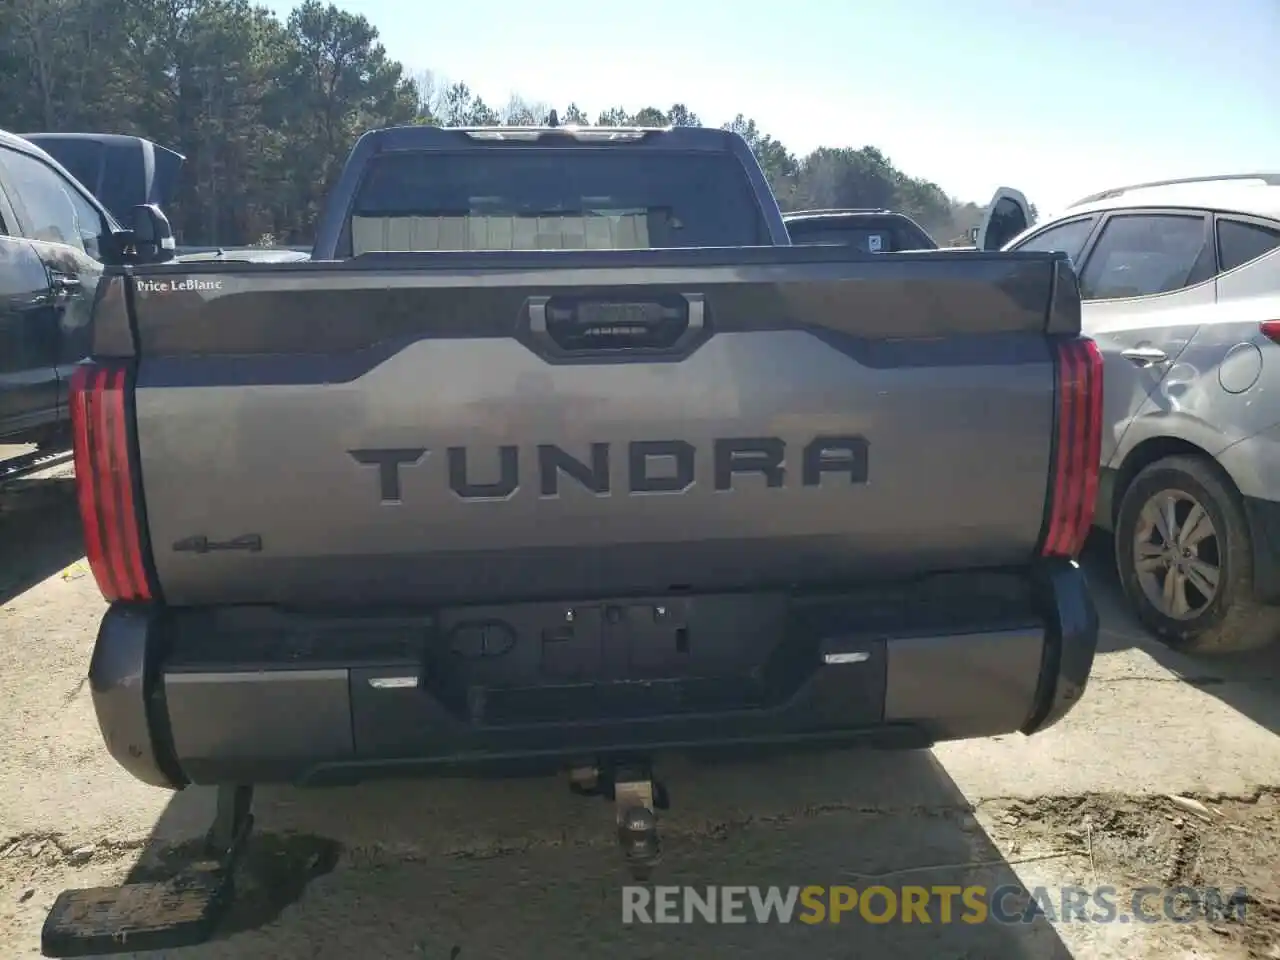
[0,478,82,608]
[110,749,1073,959]
[1083,531,1280,737]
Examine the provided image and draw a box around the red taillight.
[70,363,152,602]
[1260,321,1280,344]
[1041,338,1104,559]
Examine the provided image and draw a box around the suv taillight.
[1040,337,1104,559]
[70,363,152,602]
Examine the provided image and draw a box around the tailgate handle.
[527,294,705,355]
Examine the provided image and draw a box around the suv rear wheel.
[1115,455,1280,654]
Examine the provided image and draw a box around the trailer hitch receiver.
[570,762,665,880]
[615,773,661,878]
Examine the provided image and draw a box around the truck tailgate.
[112,248,1078,606]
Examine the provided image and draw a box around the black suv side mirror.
[108,204,176,265]
[130,204,176,264]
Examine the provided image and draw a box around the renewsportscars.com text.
[621,884,1249,925]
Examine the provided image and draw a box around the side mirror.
[130,204,176,264]
[107,204,176,265]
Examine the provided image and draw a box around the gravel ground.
[1,463,1279,959]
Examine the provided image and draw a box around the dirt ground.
[2,454,1279,958]
[983,792,1280,959]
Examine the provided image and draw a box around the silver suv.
[977,176,1280,654]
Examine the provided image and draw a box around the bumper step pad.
[41,867,230,956]
[41,786,253,957]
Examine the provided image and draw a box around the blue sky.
[259,0,1278,213]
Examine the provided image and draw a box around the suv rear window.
[1218,219,1280,273]
[349,149,767,253]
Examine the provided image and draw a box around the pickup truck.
[44,123,1102,954]
[784,208,939,251]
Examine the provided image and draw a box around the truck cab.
[20,133,184,227]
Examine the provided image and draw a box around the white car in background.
[975,175,1280,654]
